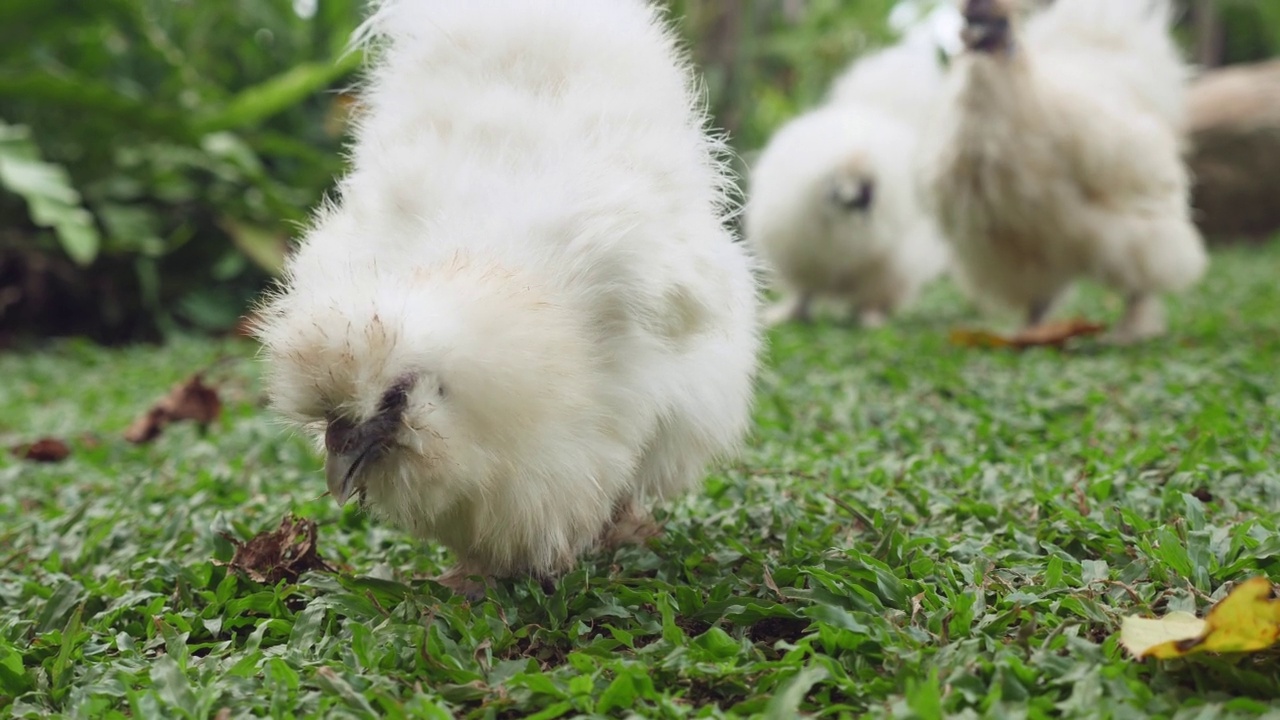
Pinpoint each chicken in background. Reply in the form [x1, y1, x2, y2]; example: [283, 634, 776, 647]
[919, 0, 1208, 343]
[746, 38, 953, 328]
[253, 0, 761, 598]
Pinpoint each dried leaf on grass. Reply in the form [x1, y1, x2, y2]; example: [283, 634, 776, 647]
[949, 318, 1107, 350]
[217, 514, 336, 585]
[1121, 577, 1280, 659]
[124, 373, 221, 444]
[11, 437, 71, 463]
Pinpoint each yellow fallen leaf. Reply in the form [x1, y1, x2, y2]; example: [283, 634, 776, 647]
[1120, 611, 1205, 659]
[1121, 577, 1280, 660]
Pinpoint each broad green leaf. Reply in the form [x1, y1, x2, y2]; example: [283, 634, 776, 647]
[35, 580, 86, 634]
[288, 600, 328, 657]
[763, 666, 827, 720]
[314, 667, 378, 717]
[45, 211, 100, 265]
[150, 655, 197, 718]
[0, 122, 101, 265]
[0, 645, 32, 695]
[99, 203, 165, 256]
[692, 626, 740, 660]
[0, 73, 184, 133]
[50, 603, 84, 694]
[906, 668, 945, 720]
[264, 657, 300, 692]
[597, 666, 655, 714]
[219, 216, 289, 274]
[194, 53, 363, 134]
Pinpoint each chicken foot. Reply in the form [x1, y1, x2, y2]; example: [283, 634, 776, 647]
[439, 555, 578, 601]
[858, 307, 888, 329]
[1025, 298, 1054, 330]
[1109, 293, 1167, 344]
[436, 563, 492, 602]
[764, 293, 813, 327]
[599, 498, 662, 550]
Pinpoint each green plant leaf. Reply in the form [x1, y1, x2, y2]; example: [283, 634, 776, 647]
[0, 121, 101, 265]
[219, 216, 290, 274]
[0, 73, 186, 135]
[194, 53, 363, 134]
[763, 666, 828, 720]
[0, 644, 32, 695]
[150, 655, 197, 718]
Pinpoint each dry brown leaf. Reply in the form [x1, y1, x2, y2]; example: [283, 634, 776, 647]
[124, 373, 222, 444]
[948, 328, 1015, 349]
[11, 437, 70, 463]
[762, 563, 786, 603]
[1012, 318, 1108, 347]
[949, 318, 1107, 350]
[217, 514, 335, 585]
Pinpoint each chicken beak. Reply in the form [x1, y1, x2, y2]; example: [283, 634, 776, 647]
[961, 21, 1006, 52]
[961, 0, 1011, 53]
[325, 453, 357, 506]
[325, 444, 376, 507]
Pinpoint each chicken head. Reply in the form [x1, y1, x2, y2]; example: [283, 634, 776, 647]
[961, 0, 1015, 54]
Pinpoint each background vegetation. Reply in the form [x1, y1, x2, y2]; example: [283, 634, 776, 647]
[0, 0, 1277, 343]
[3, 243, 1279, 717]
[3, 2, 1280, 716]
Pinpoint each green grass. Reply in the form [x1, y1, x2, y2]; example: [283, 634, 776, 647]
[3, 242, 1280, 719]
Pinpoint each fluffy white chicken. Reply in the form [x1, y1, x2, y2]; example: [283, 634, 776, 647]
[746, 40, 952, 327]
[253, 0, 760, 597]
[919, 0, 1208, 341]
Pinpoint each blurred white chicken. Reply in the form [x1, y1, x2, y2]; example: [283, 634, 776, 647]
[746, 38, 952, 327]
[254, 0, 760, 597]
[919, 0, 1208, 342]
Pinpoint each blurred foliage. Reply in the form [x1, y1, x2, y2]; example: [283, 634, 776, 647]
[1217, 0, 1280, 64]
[666, 0, 899, 153]
[0, 0, 363, 341]
[0, 0, 1277, 343]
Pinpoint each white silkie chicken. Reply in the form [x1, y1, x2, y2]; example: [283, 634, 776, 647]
[746, 39, 952, 327]
[253, 0, 760, 598]
[919, 0, 1208, 342]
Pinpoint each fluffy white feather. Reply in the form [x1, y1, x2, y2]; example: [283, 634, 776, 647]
[254, 0, 760, 596]
[1024, 0, 1188, 130]
[919, 0, 1208, 341]
[746, 41, 951, 326]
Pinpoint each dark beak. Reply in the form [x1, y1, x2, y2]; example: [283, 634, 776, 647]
[962, 0, 1012, 54]
[962, 18, 1011, 53]
[322, 377, 415, 506]
[324, 443, 378, 506]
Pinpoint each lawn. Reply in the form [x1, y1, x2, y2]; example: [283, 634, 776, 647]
[2, 241, 1279, 719]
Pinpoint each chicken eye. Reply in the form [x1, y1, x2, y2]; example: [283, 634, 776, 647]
[437, 383, 447, 398]
[832, 177, 875, 212]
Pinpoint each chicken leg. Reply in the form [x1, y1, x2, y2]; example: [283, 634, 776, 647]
[436, 563, 491, 602]
[1109, 293, 1167, 344]
[764, 293, 813, 326]
[599, 497, 662, 550]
